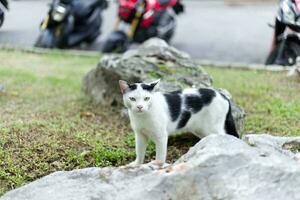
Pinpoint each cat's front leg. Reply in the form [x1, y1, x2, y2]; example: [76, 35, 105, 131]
[154, 134, 168, 164]
[128, 132, 148, 167]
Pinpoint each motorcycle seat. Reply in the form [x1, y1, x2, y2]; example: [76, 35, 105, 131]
[72, 0, 102, 20]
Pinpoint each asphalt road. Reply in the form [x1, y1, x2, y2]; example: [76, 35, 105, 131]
[0, 1, 277, 63]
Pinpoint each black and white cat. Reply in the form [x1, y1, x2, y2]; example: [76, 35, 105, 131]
[119, 79, 239, 166]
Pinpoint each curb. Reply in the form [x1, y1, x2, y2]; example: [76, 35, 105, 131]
[197, 59, 290, 72]
[0, 44, 100, 58]
[0, 45, 290, 72]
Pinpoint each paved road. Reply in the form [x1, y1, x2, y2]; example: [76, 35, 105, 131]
[0, 1, 277, 63]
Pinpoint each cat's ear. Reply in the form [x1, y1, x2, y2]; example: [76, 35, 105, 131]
[150, 79, 160, 92]
[119, 80, 129, 94]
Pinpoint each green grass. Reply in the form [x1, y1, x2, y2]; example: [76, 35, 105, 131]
[0, 49, 299, 195]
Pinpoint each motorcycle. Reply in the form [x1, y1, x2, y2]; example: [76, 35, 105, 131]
[102, 0, 184, 53]
[266, 0, 300, 66]
[0, 0, 8, 28]
[35, 0, 108, 48]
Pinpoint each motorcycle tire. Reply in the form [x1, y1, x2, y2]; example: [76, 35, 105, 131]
[34, 30, 56, 48]
[85, 30, 100, 44]
[156, 10, 176, 43]
[265, 40, 300, 66]
[0, 11, 4, 28]
[102, 40, 126, 53]
[102, 31, 128, 53]
[265, 49, 278, 65]
[162, 28, 174, 43]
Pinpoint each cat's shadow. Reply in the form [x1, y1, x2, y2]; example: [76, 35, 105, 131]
[145, 133, 200, 163]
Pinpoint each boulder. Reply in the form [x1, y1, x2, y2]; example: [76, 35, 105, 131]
[82, 38, 245, 132]
[2, 134, 300, 200]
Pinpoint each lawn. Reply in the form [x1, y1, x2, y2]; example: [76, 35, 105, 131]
[0, 49, 299, 195]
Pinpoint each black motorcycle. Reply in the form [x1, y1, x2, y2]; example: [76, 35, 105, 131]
[0, 0, 8, 28]
[266, 0, 300, 66]
[102, 0, 184, 53]
[35, 0, 107, 48]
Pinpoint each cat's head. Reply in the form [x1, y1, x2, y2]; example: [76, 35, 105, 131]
[119, 79, 160, 114]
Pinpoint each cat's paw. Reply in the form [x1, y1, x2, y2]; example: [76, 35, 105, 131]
[125, 160, 141, 168]
[148, 160, 169, 170]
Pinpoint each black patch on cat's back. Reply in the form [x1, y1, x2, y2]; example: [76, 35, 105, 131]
[184, 88, 216, 114]
[185, 95, 203, 113]
[198, 88, 216, 105]
[177, 110, 191, 129]
[176, 88, 216, 130]
[163, 90, 182, 121]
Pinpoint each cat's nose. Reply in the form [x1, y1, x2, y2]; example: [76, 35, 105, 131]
[137, 105, 143, 110]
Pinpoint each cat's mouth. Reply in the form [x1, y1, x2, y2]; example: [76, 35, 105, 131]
[136, 109, 145, 114]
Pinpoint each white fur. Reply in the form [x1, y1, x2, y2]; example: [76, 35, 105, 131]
[121, 82, 229, 165]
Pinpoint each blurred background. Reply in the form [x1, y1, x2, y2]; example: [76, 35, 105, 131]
[0, 0, 278, 63]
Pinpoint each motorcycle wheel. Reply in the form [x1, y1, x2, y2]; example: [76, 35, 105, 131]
[102, 31, 128, 53]
[85, 30, 100, 44]
[162, 28, 174, 43]
[265, 40, 300, 66]
[0, 11, 4, 28]
[34, 30, 56, 48]
[156, 10, 176, 43]
[265, 49, 278, 65]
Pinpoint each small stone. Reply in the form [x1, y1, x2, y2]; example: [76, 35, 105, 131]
[80, 111, 95, 118]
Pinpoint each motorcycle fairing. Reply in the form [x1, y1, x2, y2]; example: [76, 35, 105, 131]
[118, 0, 177, 28]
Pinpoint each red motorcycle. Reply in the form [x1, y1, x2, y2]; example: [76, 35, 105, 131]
[102, 0, 184, 53]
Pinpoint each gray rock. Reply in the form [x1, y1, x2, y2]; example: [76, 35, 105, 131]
[3, 134, 300, 200]
[82, 38, 245, 132]
[244, 134, 300, 157]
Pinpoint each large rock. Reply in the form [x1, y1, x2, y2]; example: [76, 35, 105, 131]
[2, 134, 300, 200]
[82, 38, 245, 132]
[82, 38, 212, 105]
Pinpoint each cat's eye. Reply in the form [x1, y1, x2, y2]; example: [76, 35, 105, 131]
[144, 97, 150, 101]
[129, 97, 136, 101]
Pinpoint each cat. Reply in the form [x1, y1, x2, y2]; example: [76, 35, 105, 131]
[119, 79, 239, 166]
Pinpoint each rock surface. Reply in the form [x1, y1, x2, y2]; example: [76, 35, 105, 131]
[2, 134, 300, 200]
[82, 38, 245, 132]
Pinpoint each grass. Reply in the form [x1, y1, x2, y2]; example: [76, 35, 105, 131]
[0, 49, 299, 195]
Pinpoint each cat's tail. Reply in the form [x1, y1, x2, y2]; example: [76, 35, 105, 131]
[224, 101, 240, 138]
